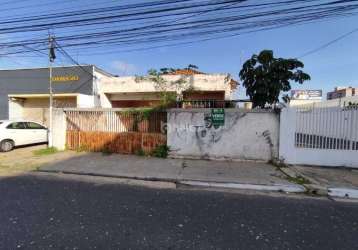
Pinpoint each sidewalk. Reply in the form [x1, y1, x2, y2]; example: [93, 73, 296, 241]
[39, 152, 305, 193]
[281, 165, 358, 199]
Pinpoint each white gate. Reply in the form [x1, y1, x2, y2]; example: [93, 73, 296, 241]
[280, 106, 358, 168]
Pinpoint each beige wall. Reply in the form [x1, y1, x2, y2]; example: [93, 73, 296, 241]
[98, 74, 235, 107]
[8, 98, 24, 119]
[9, 97, 76, 126]
[23, 97, 76, 108]
[23, 97, 76, 126]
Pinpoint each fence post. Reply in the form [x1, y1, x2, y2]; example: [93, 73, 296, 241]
[141, 132, 144, 152]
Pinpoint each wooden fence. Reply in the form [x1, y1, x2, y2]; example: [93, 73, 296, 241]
[65, 109, 167, 154]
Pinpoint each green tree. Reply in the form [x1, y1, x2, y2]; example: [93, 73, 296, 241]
[186, 64, 199, 70]
[239, 50, 311, 108]
[135, 68, 193, 108]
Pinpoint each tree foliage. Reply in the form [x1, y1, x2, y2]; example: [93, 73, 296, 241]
[239, 50, 311, 108]
[135, 68, 194, 108]
[159, 64, 199, 74]
[186, 64, 199, 70]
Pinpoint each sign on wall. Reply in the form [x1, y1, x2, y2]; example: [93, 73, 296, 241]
[291, 90, 322, 100]
[211, 108, 225, 128]
[51, 75, 80, 82]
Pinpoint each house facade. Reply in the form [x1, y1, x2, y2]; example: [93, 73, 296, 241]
[1, 66, 238, 124]
[99, 72, 237, 108]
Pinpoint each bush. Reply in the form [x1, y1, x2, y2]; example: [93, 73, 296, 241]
[150, 145, 170, 158]
[135, 148, 146, 156]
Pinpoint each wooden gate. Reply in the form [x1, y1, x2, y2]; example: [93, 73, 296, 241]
[65, 109, 167, 154]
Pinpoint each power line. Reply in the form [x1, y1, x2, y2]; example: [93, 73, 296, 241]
[298, 27, 358, 58]
[0, 0, 357, 57]
[55, 40, 94, 77]
[54, 40, 98, 93]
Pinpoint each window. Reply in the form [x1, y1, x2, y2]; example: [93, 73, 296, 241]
[6, 122, 26, 129]
[26, 122, 45, 129]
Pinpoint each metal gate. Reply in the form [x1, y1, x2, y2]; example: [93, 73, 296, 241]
[280, 106, 358, 168]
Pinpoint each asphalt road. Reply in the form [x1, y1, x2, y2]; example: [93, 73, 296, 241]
[0, 173, 357, 250]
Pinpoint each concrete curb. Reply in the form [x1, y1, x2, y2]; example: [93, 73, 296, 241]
[328, 188, 358, 199]
[38, 169, 306, 194]
[180, 181, 306, 193]
[279, 167, 358, 200]
[37, 169, 179, 183]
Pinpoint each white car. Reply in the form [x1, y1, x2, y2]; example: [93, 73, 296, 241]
[0, 120, 48, 152]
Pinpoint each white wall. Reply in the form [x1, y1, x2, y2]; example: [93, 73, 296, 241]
[77, 94, 97, 108]
[280, 107, 358, 168]
[167, 109, 279, 161]
[51, 108, 66, 150]
[289, 99, 322, 107]
[94, 69, 113, 107]
[290, 96, 358, 108]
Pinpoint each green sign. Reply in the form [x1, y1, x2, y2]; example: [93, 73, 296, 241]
[211, 108, 225, 128]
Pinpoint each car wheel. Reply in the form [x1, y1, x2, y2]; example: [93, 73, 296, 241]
[0, 140, 14, 152]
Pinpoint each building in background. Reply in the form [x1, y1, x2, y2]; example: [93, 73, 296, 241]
[1, 66, 240, 124]
[290, 87, 358, 109]
[1, 65, 113, 125]
[289, 89, 323, 107]
[99, 70, 238, 108]
[327, 86, 357, 100]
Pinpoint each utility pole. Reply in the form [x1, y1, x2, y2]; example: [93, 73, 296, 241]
[48, 34, 56, 147]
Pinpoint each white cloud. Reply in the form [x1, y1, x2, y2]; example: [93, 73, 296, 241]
[110, 60, 137, 76]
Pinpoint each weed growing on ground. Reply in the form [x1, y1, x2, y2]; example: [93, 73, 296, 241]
[33, 147, 58, 156]
[75, 145, 89, 153]
[150, 145, 170, 158]
[286, 175, 311, 185]
[135, 148, 146, 156]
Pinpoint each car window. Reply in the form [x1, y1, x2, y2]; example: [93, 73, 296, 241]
[6, 122, 26, 129]
[26, 122, 45, 129]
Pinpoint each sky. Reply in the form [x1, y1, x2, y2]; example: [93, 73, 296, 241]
[1, 0, 358, 99]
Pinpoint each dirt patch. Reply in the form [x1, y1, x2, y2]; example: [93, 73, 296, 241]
[0, 145, 80, 177]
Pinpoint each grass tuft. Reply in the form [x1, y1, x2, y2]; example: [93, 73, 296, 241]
[33, 147, 58, 156]
[286, 175, 311, 185]
[150, 145, 170, 158]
